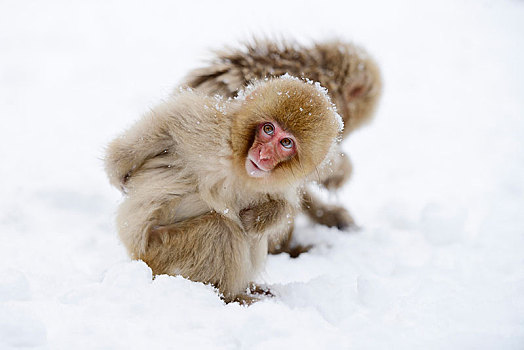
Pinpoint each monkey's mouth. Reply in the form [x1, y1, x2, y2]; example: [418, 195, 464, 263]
[245, 157, 269, 178]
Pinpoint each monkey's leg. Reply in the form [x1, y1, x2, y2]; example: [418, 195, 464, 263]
[321, 151, 353, 191]
[303, 152, 358, 230]
[302, 190, 357, 231]
[144, 212, 261, 304]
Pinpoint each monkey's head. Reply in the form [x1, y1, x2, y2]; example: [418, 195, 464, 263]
[231, 77, 343, 191]
[312, 41, 382, 136]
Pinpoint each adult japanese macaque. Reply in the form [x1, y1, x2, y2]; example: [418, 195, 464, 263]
[105, 77, 342, 303]
[183, 39, 382, 249]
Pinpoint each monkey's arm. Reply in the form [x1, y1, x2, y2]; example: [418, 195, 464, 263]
[105, 114, 174, 192]
[239, 198, 295, 234]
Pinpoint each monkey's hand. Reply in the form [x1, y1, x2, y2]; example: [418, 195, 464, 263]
[239, 199, 294, 234]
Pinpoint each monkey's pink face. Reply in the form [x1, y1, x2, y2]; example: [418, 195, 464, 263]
[245, 121, 297, 178]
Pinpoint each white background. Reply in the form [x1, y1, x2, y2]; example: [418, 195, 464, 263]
[1, 0, 523, 349]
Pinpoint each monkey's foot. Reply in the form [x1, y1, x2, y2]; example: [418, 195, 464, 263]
[231, 294, 260, 306]
[248, 283, 274, 297]
[270, 243, 313, 258]
[223, 285, 275, 306]
[232, 284, 274, 305]
[314, 205, 359, 231]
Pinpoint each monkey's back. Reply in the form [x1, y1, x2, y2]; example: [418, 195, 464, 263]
[183, 39, 382, 134]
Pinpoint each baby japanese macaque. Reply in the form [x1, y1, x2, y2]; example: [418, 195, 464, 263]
[184, 39, 382, 254]
[105, 76, 342, 303]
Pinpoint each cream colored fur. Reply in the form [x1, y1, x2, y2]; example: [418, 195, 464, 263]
[105, 78, 339, 302]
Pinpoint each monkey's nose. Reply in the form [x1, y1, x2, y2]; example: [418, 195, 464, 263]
[259, 148, 271, 160]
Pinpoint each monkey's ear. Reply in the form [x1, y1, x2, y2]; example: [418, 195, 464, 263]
[344, 72, 372, 100]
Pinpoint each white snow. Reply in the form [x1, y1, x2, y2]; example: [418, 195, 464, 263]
[1, 0, 523, 349]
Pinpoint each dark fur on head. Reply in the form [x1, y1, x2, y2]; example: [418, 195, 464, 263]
[231, 77, 341, 190]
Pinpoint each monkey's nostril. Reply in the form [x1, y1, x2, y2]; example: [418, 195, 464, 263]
[259, 150, 270, 161]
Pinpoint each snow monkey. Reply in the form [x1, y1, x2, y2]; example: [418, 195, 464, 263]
[184, 39, 382, 252]
[105, 76, 342, 303]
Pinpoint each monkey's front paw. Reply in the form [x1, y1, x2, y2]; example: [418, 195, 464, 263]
[239, 207, 261, 232]
[239, 207, 254, 222]
[315, 206, 359, 231]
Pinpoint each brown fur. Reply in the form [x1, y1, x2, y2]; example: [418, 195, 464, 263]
[184, 39, 381, 135]
[105, 77, 340, 302]
[183, 39, 382, 249]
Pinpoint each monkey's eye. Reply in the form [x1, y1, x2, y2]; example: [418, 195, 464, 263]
[263, 123, 274, 135]
[280, 138, 293, 149]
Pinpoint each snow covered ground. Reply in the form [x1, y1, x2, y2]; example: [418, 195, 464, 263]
[1, 0, 523, 349]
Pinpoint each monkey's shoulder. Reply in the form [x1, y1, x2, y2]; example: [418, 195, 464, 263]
[143, 91, 231, 166]
[158, 92, 229, 143]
